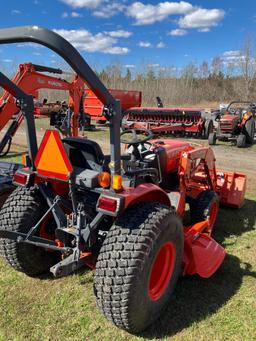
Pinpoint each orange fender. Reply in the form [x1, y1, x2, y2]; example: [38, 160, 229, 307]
[120, 183, 171, 209]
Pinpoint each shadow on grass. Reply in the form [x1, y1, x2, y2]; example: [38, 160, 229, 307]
[214, 198, 256, 244]
[142, 198, 256, 339]
[143, 255, 256, 339]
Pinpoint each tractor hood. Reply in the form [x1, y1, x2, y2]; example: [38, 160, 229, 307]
[220, 113, 240, 131]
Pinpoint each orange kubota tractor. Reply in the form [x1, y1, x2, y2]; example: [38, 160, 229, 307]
[0, 26, 246, 333]
[208, 101, 256, 147]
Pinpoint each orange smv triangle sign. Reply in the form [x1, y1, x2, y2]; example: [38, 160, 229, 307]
[35, 130, 73, 181]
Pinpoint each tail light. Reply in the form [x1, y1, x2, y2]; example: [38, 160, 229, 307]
[97, 195, 123, 216]
[98, 197, 117, 212]
[13, 170, 32, 186]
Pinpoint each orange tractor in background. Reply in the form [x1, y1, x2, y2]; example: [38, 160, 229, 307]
[0, 26, 247, 333]
[208, 101, 256, 147]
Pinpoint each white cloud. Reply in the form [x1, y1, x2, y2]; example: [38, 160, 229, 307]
[169, 28, 187, 36]
[62, 11, 83, 17]
[53, 28, 130, 54]
[11, 9, 21, 15]
[222, 50, 245, 65]
[148, 63, 160, 68]
[71, 11, 83, 17]
[60, 0, 102, 8]
[93, 2, 125, 18]
[2, 59, 12, 63]
[106, 30, 132, 38]
[32, 52, 42, 56]
[198, 27, 210, 32]
[125, 64, 135, 68]
[127, 1, 193, 25]
[59, 0, 225, 35]
[156, 42, 166, 48]
[178, 8, 225, 30]
[16, 43, 43, 49]
[105, 46, 129, 54]
[223, 50, 240, 58]
[138, 41, 152, 48]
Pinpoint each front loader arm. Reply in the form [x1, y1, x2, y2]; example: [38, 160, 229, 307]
[0, 63, 85, 139]
[179, 147, 218, 195]
[0, 63, 75, 129]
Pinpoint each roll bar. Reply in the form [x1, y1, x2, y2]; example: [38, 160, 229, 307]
[0, 26, 116, 106]
[0, 71, 37, 166]
[0, 26, 121, 174]
[227, 101, 255, 111]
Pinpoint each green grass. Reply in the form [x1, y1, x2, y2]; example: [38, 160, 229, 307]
[0, 145, 255, 340]
[0, 195, 255, 340]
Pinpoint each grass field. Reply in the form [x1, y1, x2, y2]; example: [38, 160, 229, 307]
[0, 140, 255, 340]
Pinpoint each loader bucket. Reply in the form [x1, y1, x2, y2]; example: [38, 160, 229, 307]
[191, 234, 226, 278]
[219, 171, 246, 208]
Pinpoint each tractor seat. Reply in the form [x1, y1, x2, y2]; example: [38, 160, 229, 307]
[62, 137, 105, 171]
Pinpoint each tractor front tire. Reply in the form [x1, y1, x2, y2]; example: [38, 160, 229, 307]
[208, 132, 217, 145]
[93, 202, 183, 333]
[0, 187, 60, 276]
[245, 118, 255, 145]
[237, 134, 246, 148]
[203, 119, 214, 139]
[189, 190, 219, 234]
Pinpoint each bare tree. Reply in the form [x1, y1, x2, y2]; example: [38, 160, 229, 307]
[239, 36, 256, 100]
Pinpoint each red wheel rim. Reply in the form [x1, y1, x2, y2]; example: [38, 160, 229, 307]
[208, 201, 218, 229]
[148, 242, 176, 301]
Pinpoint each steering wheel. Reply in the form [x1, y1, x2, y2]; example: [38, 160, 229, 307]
[121, 129, 154, 161]
[229, 107, 236, 114]
[120, 129, 154, 145]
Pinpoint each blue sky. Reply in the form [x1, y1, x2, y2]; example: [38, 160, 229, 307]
[0, 0, 255, 73]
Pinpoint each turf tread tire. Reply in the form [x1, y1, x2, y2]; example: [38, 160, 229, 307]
[208, 132, 217, 145]
[0, 186, 60, 276]
[203, 119, 214, 139]
[244, 118, 255, 145]
[93, 202, 183, 333]
[237, 134, 246, 148]
[189, 190, 219, 229]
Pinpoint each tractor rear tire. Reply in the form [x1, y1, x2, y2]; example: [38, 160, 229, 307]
[245, 118, 255, 145]
[237, 134, 246, 148]
[0, 186, 60, 277]
[189, 190, 219, 233]
[93, 202, 183, 333]
[208, 132, 217, 145]
[203, 119, 214, 139]
[0, 186, 14, 210]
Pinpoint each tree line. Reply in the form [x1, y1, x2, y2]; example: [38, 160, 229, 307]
[97, 38, 256, 107]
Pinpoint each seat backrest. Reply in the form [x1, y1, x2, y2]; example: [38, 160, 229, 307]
[62, 137, 104, 169]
